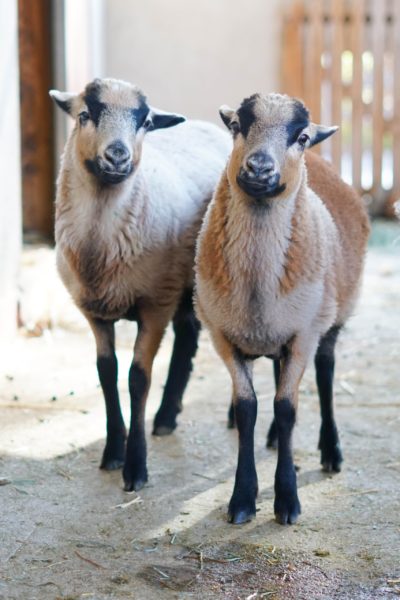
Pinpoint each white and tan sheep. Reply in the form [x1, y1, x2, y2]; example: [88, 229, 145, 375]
[195, 93, 370, 525]
[50, 78, 231, 492]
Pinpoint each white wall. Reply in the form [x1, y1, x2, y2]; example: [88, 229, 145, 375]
[0, 0, 21, 356]
[104, 0, 283, 123]
[53, 0, 106, 158]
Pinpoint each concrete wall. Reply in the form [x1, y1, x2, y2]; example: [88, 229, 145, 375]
[104, 0, 283, 123]
[0, 0, 21, 356]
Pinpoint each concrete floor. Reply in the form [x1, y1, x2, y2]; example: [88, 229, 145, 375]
[0, 244, 399, 599]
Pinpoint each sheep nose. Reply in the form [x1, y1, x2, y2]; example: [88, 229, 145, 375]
[246, 154, 275, 178]
[104, 141, 131, 169]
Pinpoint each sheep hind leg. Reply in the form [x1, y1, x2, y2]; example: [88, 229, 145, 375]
[227, 394, 236, 429]
[266, 359, 280, 448]
[153, 291, 200, 436]
[315, 325, 343, 473]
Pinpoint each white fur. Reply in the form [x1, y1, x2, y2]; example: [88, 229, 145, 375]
[56, 120, 231, 320]
[196, 184, 340, 359]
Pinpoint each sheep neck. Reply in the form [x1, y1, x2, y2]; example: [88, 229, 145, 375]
[223, 169, 308, 294]
[56, 151, 150, 264]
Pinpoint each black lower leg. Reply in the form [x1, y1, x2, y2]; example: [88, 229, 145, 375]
[123, 363, 149, 491]
[266, 359, 280, 448]
[227, 399, 236, 429]
[97, 353, 126, 470]
[315, 326, 343, 472]
[153, 293, 200, 435]
[274, 397, 300, 525]
[228, 397, 258, 524]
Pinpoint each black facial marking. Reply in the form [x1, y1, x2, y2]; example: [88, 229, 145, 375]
[84, 156, 132, 186]
[131, 100, 150, 130]
[236, 172, 287, 200]
[84, 80, 107, 127]
[84, 158, 97, 177]
[85, 97, 106, 127]
[286, 100, 310, 146]
[237, 94, 259, 137]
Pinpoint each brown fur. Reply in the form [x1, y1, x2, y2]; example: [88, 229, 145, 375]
[279, 153, 370, 299]
[195, 93, 370, 526]
[197, 171, 231, 296]
[305, 151, 370, 314]
[279, 179, 314, 294]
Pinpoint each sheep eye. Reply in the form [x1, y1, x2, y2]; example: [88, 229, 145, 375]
[297, 133, 309, 147]
[230, 121, 240, 135]
[143, 118, 153, 130]
[79, 111, 90, 126]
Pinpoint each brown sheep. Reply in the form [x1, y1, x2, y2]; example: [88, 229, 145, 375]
[195, 93, 370, 525]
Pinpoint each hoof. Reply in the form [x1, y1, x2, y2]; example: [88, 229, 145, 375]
[100, 437, 126, 471]
[228, 507, 256, 524]
[228, 490, 257, 525]
[100, 458, 124, 471]
[320, 442, 343, 473]
[152, 410, 178, 436]
[123, 477, 147, 492]
[123, 462, 148, 492]
[152, 424, 176, 436]
[274, 495, 301, 525]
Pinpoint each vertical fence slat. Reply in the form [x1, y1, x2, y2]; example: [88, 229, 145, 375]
[281, 0, 394, 212]
[331, 0, 344, 172]
[309, 0, 323, 123]
[393, 0, 400, 200]
[371, 0, 385, 200]
[350, 0, 364, 191]
[281, 1, 305, 98]
[303, 2, 313, 109]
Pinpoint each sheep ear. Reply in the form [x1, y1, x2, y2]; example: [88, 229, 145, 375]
[309, 123, 339, 147]
[219, 105, 236, 129]
[147, 107, 186, 130]
[49, 90, 78, 117]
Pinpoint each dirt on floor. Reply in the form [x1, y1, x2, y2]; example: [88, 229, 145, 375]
[0, 233, 399, 599]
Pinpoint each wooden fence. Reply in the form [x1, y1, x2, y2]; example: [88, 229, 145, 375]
[282, 0, 400, 215]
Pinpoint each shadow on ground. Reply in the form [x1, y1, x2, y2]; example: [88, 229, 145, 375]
[1, 245, 399, 599]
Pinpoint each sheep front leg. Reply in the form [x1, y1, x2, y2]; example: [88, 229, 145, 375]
[89, 318, 126, 470]
[229, 358, 280, 439]
[273, 336, 317, 524]
[211, 331, 258, 524]
[123, 313, 167, 492]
